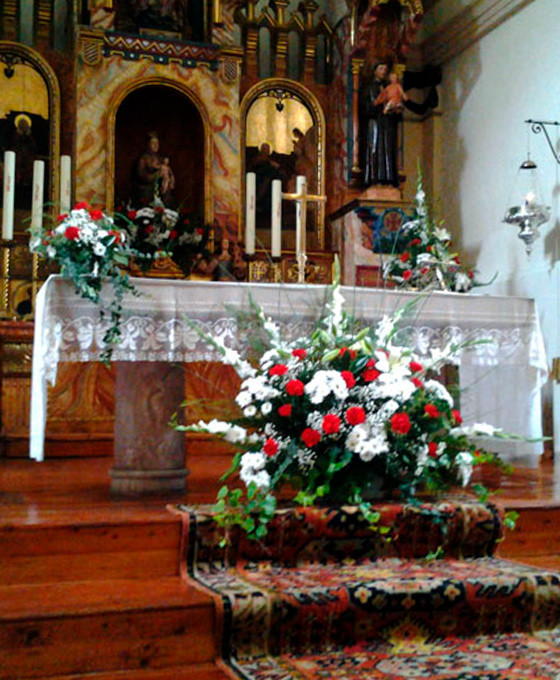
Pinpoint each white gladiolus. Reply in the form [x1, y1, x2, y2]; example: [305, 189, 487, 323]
[236, 391, 253, 408]
[243, 405, 257, 418]
[424, 379, 454, 408]
[223, 424, 248, 444]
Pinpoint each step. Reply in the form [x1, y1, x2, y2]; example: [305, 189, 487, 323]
[498, 505, 560, 560]
[0, 518, 182, 585]
[31, 663, 232, 680]
[0, 579, 216, 679]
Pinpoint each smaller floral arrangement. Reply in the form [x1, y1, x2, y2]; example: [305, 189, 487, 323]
[118, 203, 209, 276]
[179, 265, 513, 540]
[29, 202, 136, 361]
[383, 176, 479, 293]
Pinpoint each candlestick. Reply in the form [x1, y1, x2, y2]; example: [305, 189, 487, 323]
[31, 160, 45, 231]
[60, 155, 72, 213]
[2, 151, 15, 240]
[245, 172, 256, 256]
[295, 175, 306, 258]
[271, 179, 282, 258]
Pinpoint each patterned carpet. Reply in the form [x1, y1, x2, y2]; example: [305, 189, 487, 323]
[177, 501, 560, 679]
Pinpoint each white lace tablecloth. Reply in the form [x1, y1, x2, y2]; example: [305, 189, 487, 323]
[30, 275, 549, 464]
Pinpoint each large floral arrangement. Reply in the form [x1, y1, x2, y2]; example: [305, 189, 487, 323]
[29, 202, 136, 361]
[118, 203, 209, 276]
[383, 177, 478, 292]
[183, 269, 511, 539]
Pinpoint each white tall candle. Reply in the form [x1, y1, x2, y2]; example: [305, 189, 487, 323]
[295, 175, 306, 258]
[245, 172, 256, 256]
[31, 160, 45, 231]
[60, 155, 72, 213]
[2, 150, 16, 240]
[271, 179, 282, 258]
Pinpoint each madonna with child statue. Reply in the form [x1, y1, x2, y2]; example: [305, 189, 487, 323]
[131, 131, 175, 208]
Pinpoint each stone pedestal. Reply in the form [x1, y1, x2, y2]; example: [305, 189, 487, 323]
[110, 362, 187, 494]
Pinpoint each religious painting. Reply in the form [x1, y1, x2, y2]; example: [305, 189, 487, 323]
[114, 84, 204, 217]
[0, 59, 50, 221]
[244, 84, 325, 252]
[113, 0, 205, 41]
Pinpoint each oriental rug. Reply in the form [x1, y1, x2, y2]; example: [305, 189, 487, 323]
[176, 501, 560, 679]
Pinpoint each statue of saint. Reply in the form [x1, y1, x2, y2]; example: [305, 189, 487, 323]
[131, 132, 175, 207]
[359, 62, 400, 188]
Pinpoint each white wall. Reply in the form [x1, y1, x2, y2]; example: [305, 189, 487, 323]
[438, 0, 560, 455]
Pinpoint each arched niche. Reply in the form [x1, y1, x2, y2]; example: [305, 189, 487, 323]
[106, 79, 213, 224]
[0, 41, 60, 226]
[241, 80, 326, 252]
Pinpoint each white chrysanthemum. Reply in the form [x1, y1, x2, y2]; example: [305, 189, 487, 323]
[93, 242, 106, 257]
[243, 405, 257, 418]
[261, 402, 272, 415]
[239, 452, 269, 488]
[456, 451, 474, 486]
[243, 375, 268, 395]
[357, 429, 389, 462]
[304, 370, 349, 405]
[346, 424, 370, 452]
[373, 373, 416, 402]
[236, 391, 252, 408]
[46, 246, 56, 258]
[424, 379, 454, 408]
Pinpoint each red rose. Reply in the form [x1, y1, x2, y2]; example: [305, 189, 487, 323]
[409, 361, 423, 373]
[127, 210, 137, 220]
[391, 412, 411, 435]
[278, 404, 292, 417]
[421, 267, 429, 276]
[64, 226, 80, 240]
[363, 368, 381, 382]
[89, 209, 103, 220]
[402, 270, 413, 281]
[108, 230, 120, 239]
[73, 201, 89, 210]
[346, 406, 366, 425]
[454, 256, 461, 264]
[56, 213, 68, 223]
[269, 364, 288, 376]
[169, 230, 178, 240]
[196, 227, 204, 235]
[341, 370, 356, 389]
[424, 404, 440, 419]
[410, 238, 421, 246]
[339, 347, 357, 359]
[301, 428, 321, 448]
[468, 270, 474, 279]
[411, 377, 424, 389]
[322, 414, 341, 435]
[263, 438, 279, 457]
[286, 379, 305, 396]
[427, 245, 432, 253]
[292, 348, 307, 360]
[428, 441, 438, 457]
[452, 409, 463, 425]
[155, 206, 164, 214]
[145, 225, 154, 234]
[400, 252, 409, 262]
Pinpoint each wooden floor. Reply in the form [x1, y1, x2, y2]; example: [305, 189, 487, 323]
[1, 454, 560, 680]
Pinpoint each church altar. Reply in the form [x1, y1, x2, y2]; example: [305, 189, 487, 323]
[30, 275, 548, 473]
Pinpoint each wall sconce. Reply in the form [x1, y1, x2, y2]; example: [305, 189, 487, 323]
[503, 155, 550, 256]
[526, 119, 560, 164]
